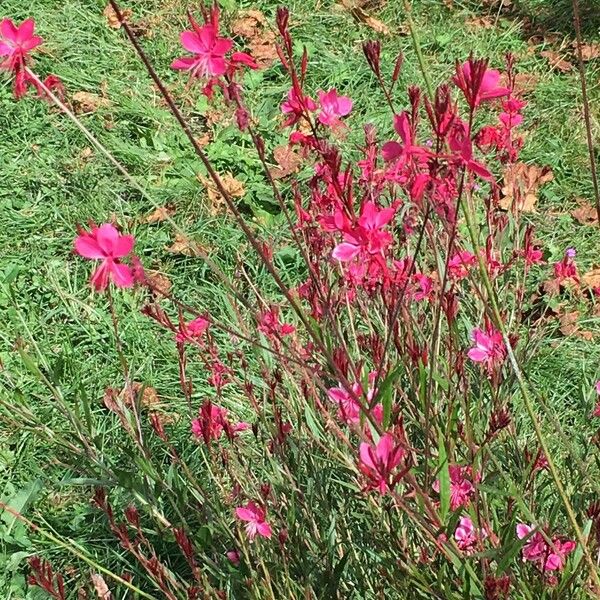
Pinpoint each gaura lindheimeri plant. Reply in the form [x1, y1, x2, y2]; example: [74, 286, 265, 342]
[9, 3, 600, 599]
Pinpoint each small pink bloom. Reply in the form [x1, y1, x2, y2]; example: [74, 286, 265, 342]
[191, 401, 248, 444]
[433, 464, 475, 510]
[468, 327, 506, 371]
[592, 381, 600, 417]
[0, 18, 42, 70]
[176, 316, 210, 343]
[74, 223, 135, 291]
[455, 61, 510, 107]
[235, 502, 272, 540]
[281, 87, 317, 127]
[382, 111, 429, 164]
[517, 524, 575, 572]
[328, 374, 383, 427]
[317, 89, 352, 127]
[448, 250, 477, 280]
[226, 550, 240, 566]
[258, 307, 295, 338]
[358, 433, 406, 494]
[454, 516, 486, 552]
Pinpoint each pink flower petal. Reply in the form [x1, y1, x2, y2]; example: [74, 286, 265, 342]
[171, 56, 196, 70]
[16, 19, 35, 44]
[74, 234, 104, 259]
[109, 262, 134, 288]
[0, 19, 18, 43]
[332, 242, 360, 262]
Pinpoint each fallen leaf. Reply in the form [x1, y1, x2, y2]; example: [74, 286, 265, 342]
[500, 72, 540, 93]
[582, 268, 600, 289]
[72, 91, 111, 113]
[540, 50, 573, 72]
[466, 16, 494, 29]
[573, 41, 600, 61]
[196, 133, 212, 147]
[144, 205, 175, 224]
[146, 270, 172, 297]
[197, 172, 245, 215]
[338, 0, 391, 35]
[79, 147, 94, 161]
[231, 10, 278, 67]
[499, 162, 554, 212]
[270, 145, 302, 179]
[128, 383, 160, 409]
[558, 310, 593, 340]
[166, 233, 206, 257]
[91, 574, 112, 599]
[571, 200, 598, 226]
[103, 4, 131, 29]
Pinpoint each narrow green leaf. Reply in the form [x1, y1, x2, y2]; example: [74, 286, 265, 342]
[1, 479, 43, 535]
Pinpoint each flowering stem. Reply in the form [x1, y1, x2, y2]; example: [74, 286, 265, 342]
[460, 198, 600, 590]
[571, 0, 600, 227]
[402, 0, 434, 98]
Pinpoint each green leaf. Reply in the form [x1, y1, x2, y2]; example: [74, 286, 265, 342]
[437, 433, 450, 523]
[1, 480, 43, 535]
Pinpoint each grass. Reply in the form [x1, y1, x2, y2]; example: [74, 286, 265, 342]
[1, 0, 600, 596]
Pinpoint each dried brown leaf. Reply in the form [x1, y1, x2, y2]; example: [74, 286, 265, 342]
[338, 0, 391, 35]
[573, 41, 600, 61]
[582, 268, 600, 289]
[558, 310, 593, 340]
[499, 162, 553, 212]
[103, 5, 131, 29]
[270, 145, 302, 179]
[166, 233, 206, 257]
[144, 205, 175, 224]
[73, 91, 111, 113]
[466, 16, 494, 30]
[231, 10, 278, 66]
[127, 383, 160, 409]
[91, 574, 112, 600]
[146, 270, 172, 297]
[571, 201, 598, 226]
[540, 50, 573, 72]
[197, 172, 245, 215]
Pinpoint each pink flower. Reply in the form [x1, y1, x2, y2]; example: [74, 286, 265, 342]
[317, 89, 352, 127]
[0, 18, 42, 70]
[516, 524, 575, 572]
[358, 433, 406, 494]
[235, 502, 272, 540]
[176, 316, 210, 343]
[592, 380, 600, 417]
[191, 401, 249, 444]
[171, 10, 233, 78]
[332, 202, 395, 262]
[382, 111, 429, 163]
[448, 250, 477, 280]
[226, 550, 240, 566]
[74, 224, 135, 291]
[258, 307, 295, 338]
[449, 121, 493, 180]
[433, 464, 475, 510]
[454, 516, 486, 552]
[328, 374, 383, 427]
[553, 248, 579, 284]
[468, 327, 506, 371]
[281, 88, 317, 127]
[455, 61, 510, 107]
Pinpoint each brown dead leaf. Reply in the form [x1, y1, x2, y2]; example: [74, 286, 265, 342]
[558, 310, 594, 340]
[466, 16, 494, 30]
[571, 200, 598, 226]
[79, 147, 94, 161]
[573, 41, 600, 62]
[125, 383, 161, 409]
[582, 268, 600, 289]
[166, 233, 207, 257]
[196, 133, 212, 147]
[338, 0, 391, 35]
[73, 91, 111, 113]
[231, 10, 278, 67]
[91, 574, 112, 600]
[146, 270, 172, 297]
[499, 72, 540, 94]
[197, 172, 245, 215]
[144, 205, 175, 224]
[500, 162, 554, 212]
[540, 50, 573, 73]
[270, 145, 302, 179]
[103, 5, 131, 29]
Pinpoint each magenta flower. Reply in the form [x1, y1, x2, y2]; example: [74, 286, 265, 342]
[176, 316, 210, 343]
[358, 433, 406, 494]
[448, 250, 477, 280]
[454, 516, 486, 552]
[0, 18, 42, 70]
[317, 89, 352, 127]
[468, 327, 506, 371]
[455, 61, 510, 107]
[74, 224, 135, 291]
[328, 374, 383, 427]
[382, 111, 429, 163]
[433, 464, 475, 510]
[172, 26, 232, 77]
[191, 401, 249, 444]
[592, 380, 600, 417]
[235, 502, 272, 540]
[449, 121, 493, 180]
[516, 524, 576, 572]
[258, 306, 295, 338]
[332, 201, 395, 262]
[281, 88, 317, 127]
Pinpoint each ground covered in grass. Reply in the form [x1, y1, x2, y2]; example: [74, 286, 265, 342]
[1, 0, 600, 597]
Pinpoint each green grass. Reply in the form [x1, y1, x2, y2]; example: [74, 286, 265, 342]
[1, 0, 600, 596]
